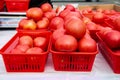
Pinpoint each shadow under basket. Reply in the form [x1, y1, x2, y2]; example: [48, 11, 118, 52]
[50, 41, 98, 71]
[0, 32, 51, 72]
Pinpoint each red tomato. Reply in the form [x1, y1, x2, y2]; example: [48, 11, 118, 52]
[49, 16, 64, 30]
[19, 35, 33, 47]
[40, 3, 52, 12]
[78, 33, 97, 52]
[18, 18, 28, 29]
[37, 17, 49, 29]
[44, 11, 56, 20]
[65, 18, 86, 39]
[26, 47, 43, 54]
[64, 4, 75, 11]
[16, 44, 30, 53]
[33, 37, 47, 50]
[92, 12, 105, 23]
[52, 27, 66, 43]
[10, 48, 23, 54]
[64, 11, 82, 21]
[86, 22, 97, 30]
[26, 7, 43, 21]
[55, 35, 78, 52]
[59, 9, 71, 19]
[114, 16, 120, 31]
[20, 19, 37, 30]
[103, 30, 120, 49]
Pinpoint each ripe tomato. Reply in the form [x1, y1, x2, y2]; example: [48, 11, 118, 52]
[20, 19, 37, 30]
[16, 44, 30, 53]
[55, 35, 78, 52]
[18, 18, 28, 29]
[49, 16, 64, 30]
[103, 30, 120, 49]
[10, 48, 23, 54]
[52, 27, 66, 43]
[78, 33, 97, 52]
[64, 4, 75, 11]
[19, 35, 33, 47]
[86, 22, 97, 30]
[33, 37, 47, 50]
[26, 7, 43, 21]
[26, 47, 43, 54]
[64, 11, 82, 21]
[59, 9, 71, 19]
[92, 12, 105, 23]
[113, 16, 120, 31]
[37, 17, 49, 29]
[44, 11, 56, 20]
[65, 18, 86, 39]
[40, 3, 52, 12]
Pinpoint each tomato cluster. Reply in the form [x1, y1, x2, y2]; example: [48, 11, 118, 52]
[10, 35, 48, 54]
[18, 3, 55, 30]
[50, 4, 97, 52]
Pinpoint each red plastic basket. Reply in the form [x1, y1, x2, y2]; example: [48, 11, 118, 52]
[5, 0, 30, 12]
[0, 31, 51, 72]
[50, 40, 98, 71]
[0, 0, 4, 12]
[97, 32, 120, 74]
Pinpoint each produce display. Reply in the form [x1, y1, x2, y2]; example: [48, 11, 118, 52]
[0, 2, 120, 73]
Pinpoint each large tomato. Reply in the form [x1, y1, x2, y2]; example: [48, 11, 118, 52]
[33, 36, 47, 50]
[59, 9, 71, 19]
[92, 12, 105, 23]
[26, 7, 43, 21]
[65, 18, 86, 39]
[113, 16, 120, 31]
[49, 16, 64, 30]
[40, 3, 52, 12]
[103, 30, 120, 49]
[55, 35, 78, 52]
[26, 47, 43, 54]
[52, 27, 66, 43]
[37, 17, 49, 29]
[64, 4, 75, 11]
[78, 33, 97, 52]
[16, 44, 30, 53]
[44, 11, 56, 20]
[19, 35, 33, 47]
[19, 19, 37, 30]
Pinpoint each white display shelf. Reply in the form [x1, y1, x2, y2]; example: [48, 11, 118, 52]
[0, 30, 120, 80]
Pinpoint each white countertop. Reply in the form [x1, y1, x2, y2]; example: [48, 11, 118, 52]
[0, 30, 120, 80]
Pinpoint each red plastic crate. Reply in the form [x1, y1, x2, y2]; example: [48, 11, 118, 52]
[0, 0, 4, 11]
[97, 32, 120, 74]
[0, 31, 51, 72]
[50, 40, 98, 71]
[5, 0, 30, 12]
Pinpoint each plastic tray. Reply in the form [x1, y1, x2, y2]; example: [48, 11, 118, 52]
[0, 0, 4, 12]
[97, 32, 120, 74]
[50, 39, 98, 71]
[0, 31, 51, 72]
[5, 0, 30, 12]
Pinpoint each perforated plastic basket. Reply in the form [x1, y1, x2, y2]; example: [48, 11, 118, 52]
[5, 0, 30, 12]
[0, 31, 51, 72]
[0, 0, 4, 11]
[97, 32, 120, 74]
[50, 40, 98, 71]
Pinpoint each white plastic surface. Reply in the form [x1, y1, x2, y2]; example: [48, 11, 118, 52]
[0, 30, 120, 80]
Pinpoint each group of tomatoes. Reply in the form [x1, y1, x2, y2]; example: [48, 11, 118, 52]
[10, 3, 120, 54]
